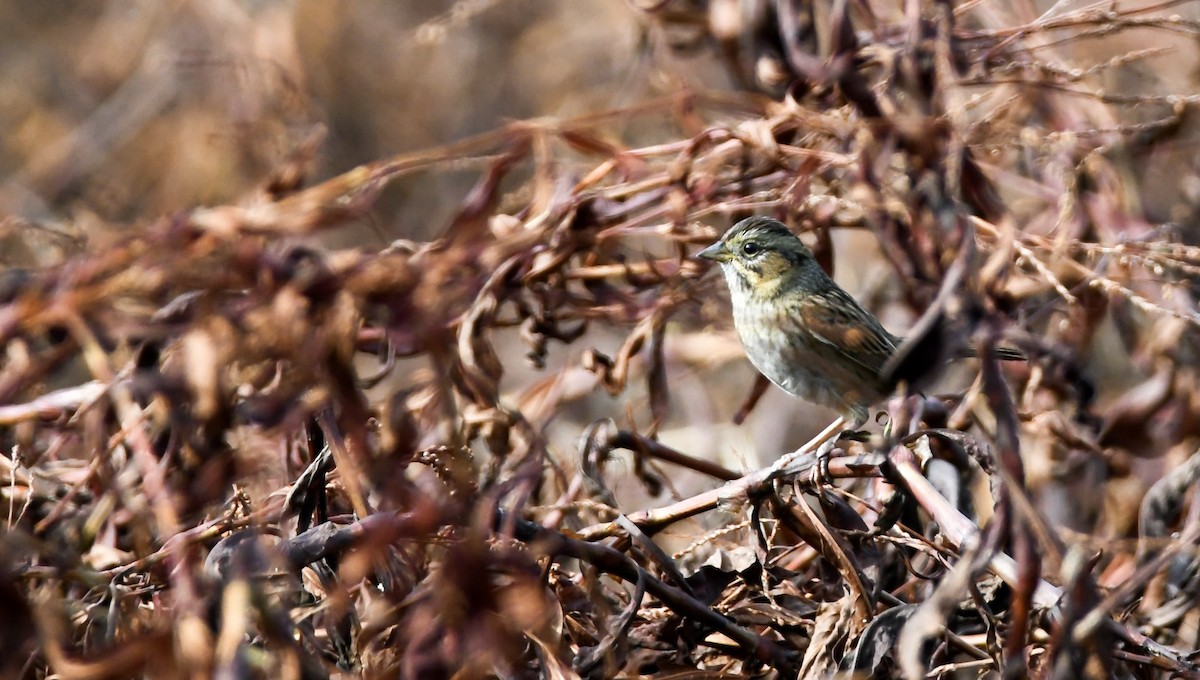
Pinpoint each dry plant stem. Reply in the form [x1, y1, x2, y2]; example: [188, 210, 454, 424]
[33, 611, 172, 680]
[539, 473, 585, 529]
[1075, 505, 1200, 640]
[562, 259, 682, 281]
[900, 443, 1200, 670]
[98, 498, 285, 581]
[279, 509, 441, 570]
[0, 380, 107, 425]
[927, 658, 995, 676]
[771, 417, 846, 475]
[788, 490, 873, 622]
[508, 513, 795, 669]
[732, 374, 771, 425]
[576, 454, 887, 542]
[972, 216, 1200, 329]
[188, 90, 766, 237]
[609, 429, 741, 481]
[32, 454, 104, 535]
[892, 442, 1062, 609]
[316, 409, 372, 520]
[64, 314, 181, 537]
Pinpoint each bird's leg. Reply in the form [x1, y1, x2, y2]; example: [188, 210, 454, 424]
[811, 436, 838, 487]
[770, 416, 844, 478]
[805, 417, 848, 487]
[810, 416, 869, 487]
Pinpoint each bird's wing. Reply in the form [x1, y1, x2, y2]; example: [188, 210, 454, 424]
[798, 287, 898, 379]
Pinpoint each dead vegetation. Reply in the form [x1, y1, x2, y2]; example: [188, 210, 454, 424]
[3, 1, 1200, 678]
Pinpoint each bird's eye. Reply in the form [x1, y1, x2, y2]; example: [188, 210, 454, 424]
[741, 241, 761, 257]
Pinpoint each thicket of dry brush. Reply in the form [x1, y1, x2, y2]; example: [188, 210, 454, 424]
[3, 1, 1200, 678]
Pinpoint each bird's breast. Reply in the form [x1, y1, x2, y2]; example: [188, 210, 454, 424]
[729, 292, 877, 424]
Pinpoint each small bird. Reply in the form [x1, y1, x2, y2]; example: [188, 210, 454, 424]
[697, 216, 1018, 431]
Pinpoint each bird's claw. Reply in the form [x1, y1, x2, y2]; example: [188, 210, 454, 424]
[808, 428, 870, 487]
[809, 437, 837, 487]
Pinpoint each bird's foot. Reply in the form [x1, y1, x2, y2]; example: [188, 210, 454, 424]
[809, 437, 836, 488]
[808, 428, 871, 487]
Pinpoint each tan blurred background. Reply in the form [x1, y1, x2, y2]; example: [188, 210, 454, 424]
[0, 1, 739, 262]
[5, 0, 1200, 252]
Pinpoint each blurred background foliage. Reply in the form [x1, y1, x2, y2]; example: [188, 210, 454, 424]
[1, 1, 696, 250]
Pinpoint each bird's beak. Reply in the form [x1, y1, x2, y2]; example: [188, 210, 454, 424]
[697, 241, 729, 262]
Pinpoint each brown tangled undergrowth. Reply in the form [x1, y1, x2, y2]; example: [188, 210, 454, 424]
[4, 2, 1200, 678]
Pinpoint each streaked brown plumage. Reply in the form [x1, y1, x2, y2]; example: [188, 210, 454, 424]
[699, 216, 1021, 428]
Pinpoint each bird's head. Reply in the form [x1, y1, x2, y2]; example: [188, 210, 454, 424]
[697, 217, 819, 300]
